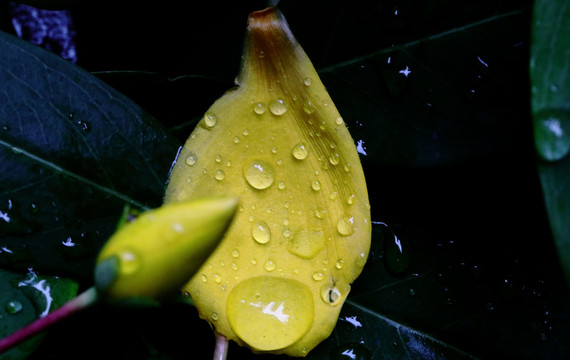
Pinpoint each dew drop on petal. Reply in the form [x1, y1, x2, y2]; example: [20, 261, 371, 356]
[252, 220, 271, 244]
[292, 143, 308, 160]
[226, 276, 314, 351]
[203, 111, 217, 128]
[244, 160, 275, 189]
[185, 153, 197, 166]
[253, 102, 266, 115]
[337, 216, 355, 236]
[269, 99, 287, 116]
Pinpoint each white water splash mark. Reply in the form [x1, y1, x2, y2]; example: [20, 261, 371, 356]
[18, 268, 53, 317]
[342, 349, 356, 359]
[342, 315, 362, 328]
[356, 140, 367, 156]
[62, 237, 76, 247]
[0, 247, 13, 253]
[399, 66, 412, 77]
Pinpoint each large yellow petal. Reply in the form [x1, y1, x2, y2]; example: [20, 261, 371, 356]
[164, 7, 371, 356]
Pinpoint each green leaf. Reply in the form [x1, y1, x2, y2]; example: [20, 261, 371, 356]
[530, 0, 570, 284]
[0, 268, 78, 360]
[0, 30, 180, 279]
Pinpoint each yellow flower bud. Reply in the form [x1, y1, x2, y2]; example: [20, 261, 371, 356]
[95, 197, 238, 302]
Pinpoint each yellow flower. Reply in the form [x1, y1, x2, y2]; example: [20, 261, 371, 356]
[165, 7, 370, 356]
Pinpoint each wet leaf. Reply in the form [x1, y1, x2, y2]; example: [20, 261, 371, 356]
[0, 268, 78, 360]
[530, 0, 570, 285]
[0, 30, 180, 279]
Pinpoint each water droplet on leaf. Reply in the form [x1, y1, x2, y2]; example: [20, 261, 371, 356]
[534, 109, 570, 161]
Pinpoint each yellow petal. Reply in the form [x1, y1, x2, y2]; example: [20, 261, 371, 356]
[95, 197, 238, 302]
[164, 7, 370, 356]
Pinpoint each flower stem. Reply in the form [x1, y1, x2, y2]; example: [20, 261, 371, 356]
[213, 332, 229, 360]
[0, 286, 99, 354]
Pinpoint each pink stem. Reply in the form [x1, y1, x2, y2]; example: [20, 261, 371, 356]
[0, 287, 98, 354]
[213, 332, 229, 360]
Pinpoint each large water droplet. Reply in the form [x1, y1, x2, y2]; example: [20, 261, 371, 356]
[337, 216, 355, 236]
[244, 160, 275, 189]
[269, 99, 287, 116]
[226, 276, 314, 351]
[252, 220, 271, 244]
[287, 228, 325, 259]
[534, 109, 570, 161]
[303, 77, 312, 86]
[292, 143, 308, 160]
[5, 300, 23, 314]
[203, 111, 218, 128]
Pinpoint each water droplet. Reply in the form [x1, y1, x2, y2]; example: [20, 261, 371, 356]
[200, 274, 208, 283]
[355, 252, 367, 268]
[232, 262, 239, 271]
[203, 111, 217, 128]
[243, 129, 249, 136]
[29, 202, 40, 214]
[211, 312, 219, 321]
[119, 250, 139, 275]
[322, 100, 330, 107]
[303, 77, 312, 86]
[278, 182, 285, 190]
[214, 169, 225, 181]
[232, 249, 240, 258]
[287, 228, 325, 259]
[243, 160, 275, 189]
[185, 153, 197, 166]
[5, 300, 23, 314]
[253, 102, 266, 114]
[271, 146, 278, 154]
[337, 216, 354, 236]
[347, 194, 355, 205]
[335, 259, 345, 269]
[303, 101, 315, 114]
[264, 259, 276, 271]
[282, 228, 291, 238]
[311, 180, 321, 191]
[329, 153, 340, 165]
[215, 154, 222, 163]
[335, 116, 344, 125]
[269, 99, 287, 115]
[320, 284, 342, 305]
[534, 109, 570, 161]
[292, 143, 308, 160]
[213, 273, 222, 284]
[226, 276, 314, 351]
[312, 272, 324, 281]
[226, 160, 232, 167]
[252, 220, 271, 244]
[234, 136, 240, 144]
[409, 288, 416, 296]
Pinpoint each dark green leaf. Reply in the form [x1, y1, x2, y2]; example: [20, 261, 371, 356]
[0, 30, 180, 279]
[0, 268, 78, 360]
[530, 0, 570, 285]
